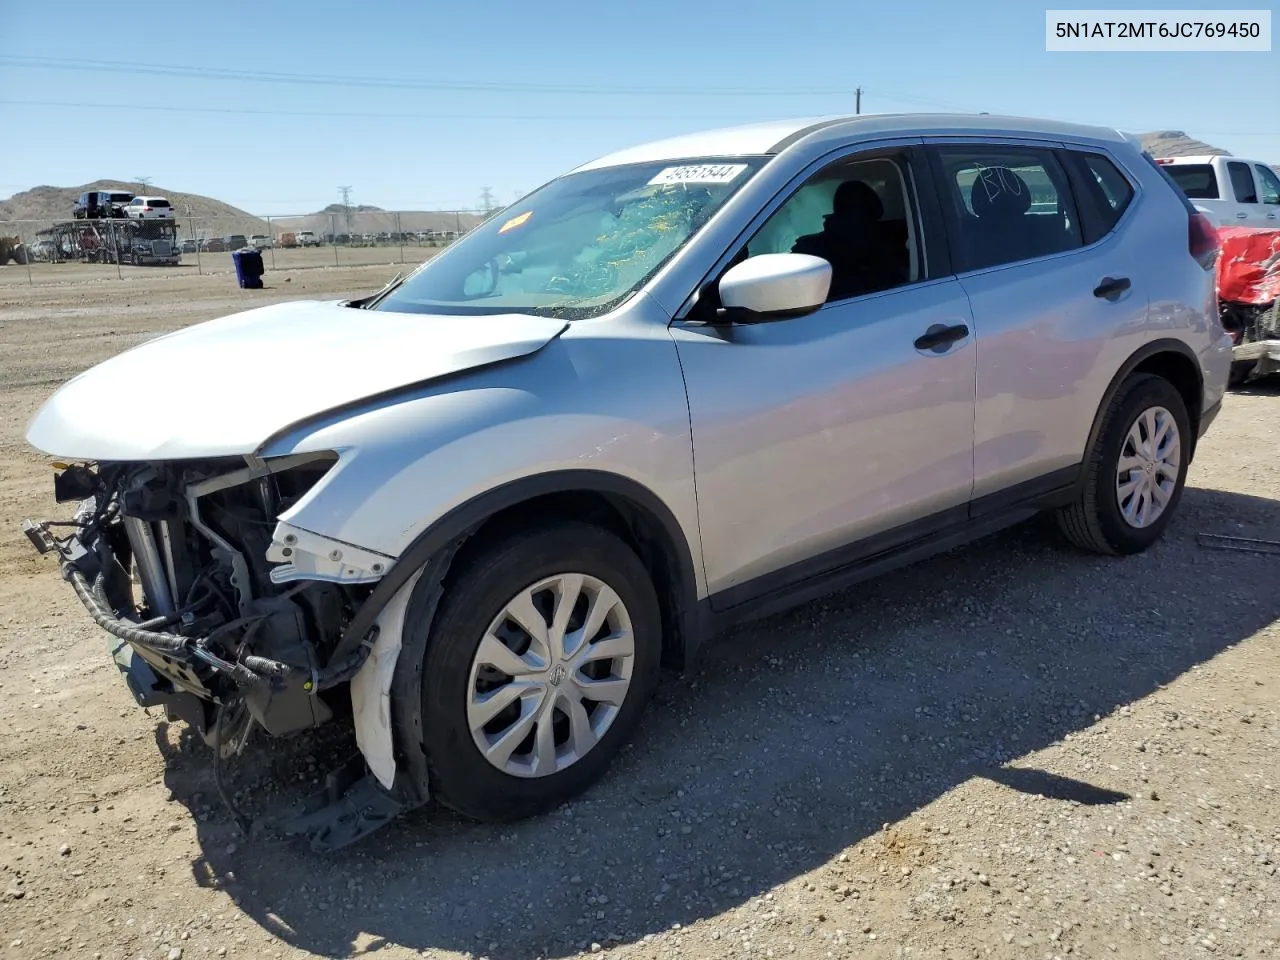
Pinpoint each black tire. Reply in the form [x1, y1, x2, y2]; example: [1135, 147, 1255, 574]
[1057, 374, 1191, 555]
[403, 521, 662, 822]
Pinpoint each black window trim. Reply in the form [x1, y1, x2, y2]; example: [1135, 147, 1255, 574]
[922, 135, 1144, 277]
[673, 136, 953, 322]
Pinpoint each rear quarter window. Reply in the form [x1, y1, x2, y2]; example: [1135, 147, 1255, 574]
[1061, 150, 1135, 244]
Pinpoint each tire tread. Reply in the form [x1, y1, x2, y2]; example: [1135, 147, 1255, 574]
[1056, 373, 1187, 556]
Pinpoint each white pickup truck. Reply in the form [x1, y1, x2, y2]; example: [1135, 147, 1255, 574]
[296, 231, 320, 247]
[1156, 155, 1280, 228]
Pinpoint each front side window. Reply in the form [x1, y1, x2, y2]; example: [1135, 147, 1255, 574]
[932, 145, 1082, 272]
[1228, 161, 1258, 203]
[374, 157, 767, 319]
[744, 154, 920, 302]
[1254, 164, 1280, 205]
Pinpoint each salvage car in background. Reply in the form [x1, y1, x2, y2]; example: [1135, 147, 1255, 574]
[23, 113, 1231, 848]
[1215, 227, 1280, 385]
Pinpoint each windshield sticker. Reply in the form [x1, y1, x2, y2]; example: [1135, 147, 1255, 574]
[647, 163, 748, 187]
[498, 210, 533, 234]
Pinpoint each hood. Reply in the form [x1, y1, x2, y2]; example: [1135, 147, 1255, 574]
[26, 300, 567, 461]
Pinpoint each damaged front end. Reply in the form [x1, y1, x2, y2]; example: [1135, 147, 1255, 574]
[23, 453, 418, 849]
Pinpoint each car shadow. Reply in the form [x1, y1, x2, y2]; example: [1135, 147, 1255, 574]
[156, 485, 1280, 959]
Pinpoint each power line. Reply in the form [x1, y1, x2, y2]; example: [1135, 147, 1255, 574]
[0, 98, 803, 123]
[0, 55, 863, 98]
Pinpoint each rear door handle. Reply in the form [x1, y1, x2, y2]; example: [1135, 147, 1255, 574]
[1268, 213, 1277, 219]
[913, 323, 969, 352]
[1093, 276, 1131, 299]
[1236, 212, 1249, 219]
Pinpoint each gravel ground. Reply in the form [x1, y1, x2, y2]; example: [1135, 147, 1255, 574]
[1, 264, 1278, 960]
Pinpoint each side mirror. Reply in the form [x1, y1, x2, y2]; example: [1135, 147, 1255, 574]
[717, 253, 831, 323]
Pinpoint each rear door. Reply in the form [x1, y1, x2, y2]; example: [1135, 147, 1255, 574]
[1226, 160, 1263, 225]
[926, 139, 1150, 507]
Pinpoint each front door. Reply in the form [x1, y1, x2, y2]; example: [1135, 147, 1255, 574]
[1251, 163, 1280, 227]
[670, 147, 976, 607]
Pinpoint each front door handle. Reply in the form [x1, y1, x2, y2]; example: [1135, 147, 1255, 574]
[913, 323, 969, 352]
[1268, 212, 1277, 219]
[1093, 276, 1131, 299]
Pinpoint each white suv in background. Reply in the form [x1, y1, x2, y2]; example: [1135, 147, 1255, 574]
[1157, 156, 1280, 228]
[125, 196, 175, 220]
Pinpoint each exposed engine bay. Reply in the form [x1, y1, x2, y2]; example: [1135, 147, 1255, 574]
[23, 453, 413, 847]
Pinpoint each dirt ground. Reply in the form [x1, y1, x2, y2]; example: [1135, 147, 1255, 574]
[1, 264, 1278, 960]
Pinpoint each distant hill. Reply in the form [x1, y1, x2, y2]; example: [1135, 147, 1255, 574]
[272, 208, 487, 238]
[1137, 130, 1231, 158]
[319, 203, 385, 214]
[0, 181, 269, 237]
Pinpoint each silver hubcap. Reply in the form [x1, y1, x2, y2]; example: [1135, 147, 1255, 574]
[1115, 405, 1181, 529]
[466, 573, 635, 778]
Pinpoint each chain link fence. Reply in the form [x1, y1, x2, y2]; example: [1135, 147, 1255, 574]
[0, 209, 487, 286]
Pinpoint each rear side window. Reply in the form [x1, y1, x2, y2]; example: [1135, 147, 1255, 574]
[1227, 161, 1258, 203]
[931, 145, 1082, 272]
[1061, 150, 1135, 244]
[1164, 164, 1219, 199]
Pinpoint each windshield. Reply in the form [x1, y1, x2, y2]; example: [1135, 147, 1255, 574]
[373, 157, 767, 319]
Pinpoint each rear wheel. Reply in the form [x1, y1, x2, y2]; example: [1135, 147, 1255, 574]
[1057, 374, 1191, 555]
[406, 522, 662, 822]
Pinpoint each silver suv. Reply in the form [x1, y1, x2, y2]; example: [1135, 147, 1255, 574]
[24, 114, 1232, 847]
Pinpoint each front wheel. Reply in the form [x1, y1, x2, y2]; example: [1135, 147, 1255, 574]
[402, 522, 662, 822]
[1057, 374, 1191, 555]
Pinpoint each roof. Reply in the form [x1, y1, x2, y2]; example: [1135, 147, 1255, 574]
[572, 113, 1130, 172]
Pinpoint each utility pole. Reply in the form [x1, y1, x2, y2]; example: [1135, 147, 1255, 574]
[479, 186, 497, 216]
[855, 88, 862, 115]
[338, 185, 353, 237]
[136, 176, 152, 193]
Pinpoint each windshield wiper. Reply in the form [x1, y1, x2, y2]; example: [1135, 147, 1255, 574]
[347, 271, 405, 310]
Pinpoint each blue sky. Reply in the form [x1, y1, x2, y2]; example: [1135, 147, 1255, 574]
[1, 0, 1276, 215]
